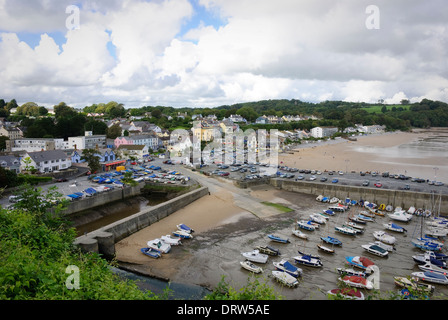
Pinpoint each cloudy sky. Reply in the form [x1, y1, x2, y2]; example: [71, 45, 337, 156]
[0, 0, 447, 109]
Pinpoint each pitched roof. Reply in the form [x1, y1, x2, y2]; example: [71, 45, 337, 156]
[26, 150, 68, 162]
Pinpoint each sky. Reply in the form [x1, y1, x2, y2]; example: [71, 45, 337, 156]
[0, 0, 447, 109]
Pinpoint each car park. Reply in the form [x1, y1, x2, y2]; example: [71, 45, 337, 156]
[362, 180, 370, 186]
[374, 182, 382, 188]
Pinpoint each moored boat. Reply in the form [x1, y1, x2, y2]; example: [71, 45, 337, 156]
[338, 275, 374, 290]
[240, 260, 263, 273]
[327, 288, 364, 300]
[241, 250, 268, 264]
[388, 210, 412, 222]
[160, 235, 182, 246]
[383, 222, 407, 233]
[309, 214, 326, 224]
[373, 230, 396, 245]
[294, 253, 323, 267]
[172, 229, 193, 239]
[411, 271, 448, 285]
[346, 221, 365, 232]
[361, 243, 389, 257]
[335, 226, 357, 236]
[256, 245, 281, 256]
[393, 276, 435, 294]
[297, 220, 317, 231]
[271, 270, 299, 287]
[268, 234, 290, 244]
[273, 259, 302, 277]
[140, 247, 161, 259]
[345, 256, 375, 271]
[317, 244, 335, 254]
[337, 267, 368, 277]
[320, 236, 342, 246]
[292, 229, 308, 239]
[177, 223, 195, 233]
[147, 239, 171, 253]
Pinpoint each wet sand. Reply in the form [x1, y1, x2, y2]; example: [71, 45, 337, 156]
[115, 128, 448, 299]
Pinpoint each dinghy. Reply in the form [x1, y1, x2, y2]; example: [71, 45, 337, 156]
[177, 223, 195, 233]
[140, 247, 161, 259]
[383, 222, 407, 233]
[268, 234, 290, 244]
[373, 230, 396, 245]
[147, 239, 171, 253]
[317, 244, 335, 254]
[256, 245, 281, 256]
[292, 229, 308, 240]
[240, 260, 263, 273]
[172, 229, 193, 239]
[320, 236, 342, 246]
[160, 235, 182, 246]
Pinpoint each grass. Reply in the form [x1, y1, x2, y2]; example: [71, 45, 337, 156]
[261, 201, 293, 213]
[360, 104, 411, 113]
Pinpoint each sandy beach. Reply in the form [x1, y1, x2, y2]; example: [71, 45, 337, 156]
[114, 128, 448, 298]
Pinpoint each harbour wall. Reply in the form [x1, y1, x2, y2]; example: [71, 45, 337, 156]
[269, 179, 448, 213]
[73, 186, 209, 259]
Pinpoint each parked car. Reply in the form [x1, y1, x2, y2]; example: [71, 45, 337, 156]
[374, 182, 382, 188]
[332, 178, 339, 183]
[320, 177, 327, 182]
[362, 180, 370, 186]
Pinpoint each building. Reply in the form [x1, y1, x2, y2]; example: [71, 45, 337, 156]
[0, 126, 23, 140]
[114, 134, 160, 151]
[21, 150, 71, 173]
[117, 145, 149, 159]
[68, 131, 106, 150]
[310, 126, 338, 138]
[0, 155, 21, 173]
[6, 138, 66, 152]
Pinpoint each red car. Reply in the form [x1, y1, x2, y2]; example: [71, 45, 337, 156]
[374, 183, 382, 188]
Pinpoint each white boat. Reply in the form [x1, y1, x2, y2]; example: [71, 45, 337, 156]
[160, 235, 182, 246]
[417, 261, 448, 275]
[411, 271, 448, 285]
[177, 223, 194, 233]
[425, 226, 448, 237]
[292, 229, 308, 240]
[346, 221, 365, 232]
[317, 244, 335, 254]
[373, 241, 395, 252]
[393, 276, 435, 294]
[293, 253, 323, 267]
[172, 229, 193, 239]
[297, 220, 316, 231]
[329, 197, 339, 204]
[407, 206, 416, 214]
[362, 243, 389, 257]
[388, 210, 412, 222]
[335, 226, 357, 236]
[240, 260, 263, 273]
[413, 251, 448, 265]
[337, 267, 368, 277]
[273, 259, 302, 277]
[147, 239, 171, 253]
[271, 270, 299, 287]
[338, 275, 374, 289]
[373, 230, 396, 245]
[342, 224, 363, 235]
[241, 250, 268, 264]
[383, 222, 407, 233]
[327, 288, 364, 300]
[309, 214, 326, 224]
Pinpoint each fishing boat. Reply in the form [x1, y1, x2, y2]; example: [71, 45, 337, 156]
[345, 256, 375, 271]
[256, 245, 281, 256]
[309, 214, 326, 224]
[271, 270, 299, 287]
[147, 239, 171, 253]
[373, 230, 396, 245]
[394, 276, 435, 293]
[337, 267, 369, 277]
[268, 234, 290, 244]
[317, 244, 335, 254]
[383, 222, 407, 233]
[140, 247, 162, 259]
[327, 288, 364, 300]
[241, 250, 268, 264]
[273, 259, 302, 277]
[177, 223, 195, 233]
[411, 271, 448, 285]
[294, 253, 323, 267]
[320, 236, 342, 246]
[172, 229, 193, 239]
[297, 220, 317, 231]
[292, 229, 308, 240]
[335, 226, 357, 236]
[240, 260, 263, 273]
[160, 235, 182, 246]
[361, 243, 389, 257]
[338, 275, 374, 290]
[388, 210, 413, 222]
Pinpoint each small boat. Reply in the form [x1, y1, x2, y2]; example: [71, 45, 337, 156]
[418, 261, 448, 275]
[383, 222, 407, 233]
[373, 230, 396, 245]
[413, 251, 448, 265]
[338, 275, 374, 290]
[323, 209, 336, 216]
[297, 220, 316, 231]
[292, 229, 308, 240]
[359, 210, 376, 218]
[320, 236, 342, 246]
[309, 214, 326, 224]
[140, 247, 161, 259]
[241, 250, 268, 264]
[412, 238, 443, 251]
[346, 221, 365, 232]
[293, 253, 323, 267]
[385, 205, 394, 212]
[240, 260, 263, 273]
[349, 216, 367, 224]
[337, 267, 369, 277]
[355, 214, 375, 222]
[329, 197, 339, 204]
[345, 256, 375, 271]
[160, 235, 182, 246]
[268, 234, 290, 244]
[297, 250, 320, 259]
[411, 271, 448, 285]
[177, 223, 195, 233]
[362, 243, 389, 257]
[373, 241, 395, 252]
[147, 239, 171, 253]
[172, 229, 193, 239]
[425, 226, 448, 237]
[271, 270, 299, 288]
[394, 276, 435, 294]
[317, 244, 335, 254]
[342, 224, 363, 235]
[273, 259, 302, 277]
[256, 245, 281, 256]
[327, 288, 364, 300]
[335, 226, 357, 236]
[388, 210, 412, 222]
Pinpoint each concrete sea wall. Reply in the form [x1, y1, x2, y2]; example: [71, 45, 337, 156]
[270, 179, 448, 213]
[74, 186, 209, 259]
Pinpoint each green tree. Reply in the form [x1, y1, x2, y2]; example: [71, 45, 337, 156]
[80, 149, 101, 173]
[106, 123, 122, 139]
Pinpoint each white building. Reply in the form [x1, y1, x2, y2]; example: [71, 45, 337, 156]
[7, 138, 66, 152]
[310, 126, 338, 138]
[21, 150, 71, 173]
[68, 132, 106, 150]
